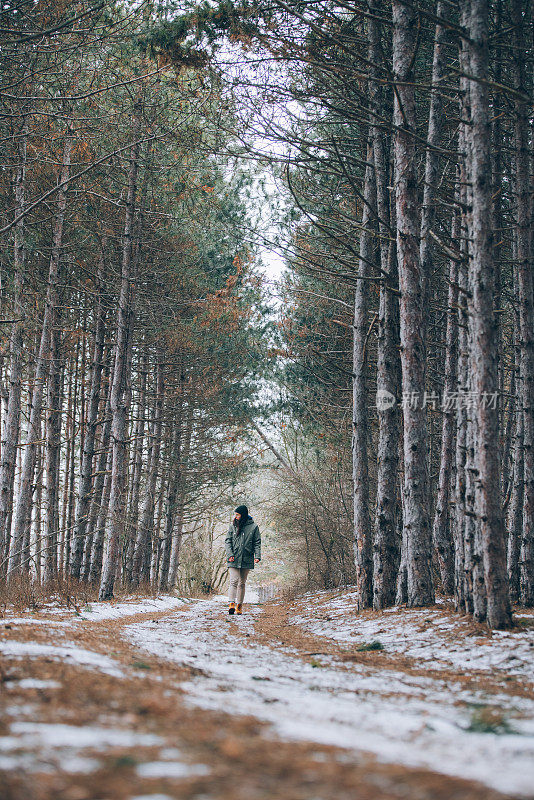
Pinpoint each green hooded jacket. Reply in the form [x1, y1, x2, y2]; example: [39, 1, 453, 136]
[225, 516, 261, 569]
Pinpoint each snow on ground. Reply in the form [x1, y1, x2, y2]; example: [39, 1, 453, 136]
[1, 594, 187, 623]
[5, 678, 62, 690]
[290, 589, 534, 680]
[136, 761, 210, 779]
[1, 617, 74, 627]
[131, 796, 175, 800]
[125, 596, 534, 797]
[73, 595, 187, 621]
[0, 721, 211, 779]
[0, 640, 125, 677]
[0, 722, 164, 775]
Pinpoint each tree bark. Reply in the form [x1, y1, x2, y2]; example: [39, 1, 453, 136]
[64, 331, 80, 575]
[465, 0, 511, 628]
[0, 120, 27, 575]
[88, 395, 112, 585]
[168, 400, 193, 589]
[131, 354, 164, 587]
[395, 436, 407, 605]
[419, 0, 447, 307]
[42, 317, 62, 584]
[419, 0, 455, 596]
[98, 109, 141, 600]
[70, 246, 106, 579]
[368, 6, 401, 610]
[124, 348, 148, 584]
[373, 236, 401, 610]
[432, 214, 459, 596]
[352, 143, 375, 609]
[159, 402, 183, 592]
[507, 391, 524, 604]
[392, 0, 434, 606]
[33, 433, 43, 582]
[511, 0, 534, 607]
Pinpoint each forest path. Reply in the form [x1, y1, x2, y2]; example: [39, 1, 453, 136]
[1, 593, 533, 800]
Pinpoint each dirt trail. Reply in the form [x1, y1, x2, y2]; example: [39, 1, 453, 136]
[0, 596, 529, 800]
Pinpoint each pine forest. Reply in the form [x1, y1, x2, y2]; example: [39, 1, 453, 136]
[1, 1, 533, 798]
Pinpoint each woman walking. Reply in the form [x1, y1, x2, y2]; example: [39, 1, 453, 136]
[225, 505, 261, 614]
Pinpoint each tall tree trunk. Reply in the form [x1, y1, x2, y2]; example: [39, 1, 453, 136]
[501, 357, 516, 509]
[453, 21, 473, 615]
[395, 436, 407, 605]
[87, 392, 112, 585]
[419, 0, 447, 305]
[465, 0, 511, 628]
[511, 0, 534, 607]
[33, 433, 43, 583]
[420, 1, 455, 595]
[158, 429, 179, 592]
[168, 401, 194, 589]
[65, 338, 79, 576]
[392, 0, 434, 606]
[151, 476, 165, 587]
[432, 216, 459, 596]
[507, 391, 524, 604]
[131, 355, 164, 587]
[468, 394, 487, 620]
[124, 348, 148, 584]
[159, 389, 185, 592]
[368, 7, 401, 610]
[59, 350, 73, 574]
[453, 264, 468, 613]
[43, 319, 62, 584]
[0, 121, 27, 575]
[352, 144, 375, 609]
[465, 267, 483, 617]
[491, 0, 506, 500]
[8, 132, 72, 579]
[70, 246, 106, 579]
[98, 109, 141, 600]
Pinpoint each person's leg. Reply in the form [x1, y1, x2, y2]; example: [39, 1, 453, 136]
[236, 568, 250, 606]
[228, 567, 240, 606]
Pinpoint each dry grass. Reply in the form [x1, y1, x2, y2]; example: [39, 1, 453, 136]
[0, 575, 177, 617]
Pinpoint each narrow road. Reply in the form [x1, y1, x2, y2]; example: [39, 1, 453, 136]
[126, 596, 534, 798]
[2, 593, 533, 800]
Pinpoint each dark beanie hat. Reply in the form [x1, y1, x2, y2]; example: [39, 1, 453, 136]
[235, 505, 248, 519]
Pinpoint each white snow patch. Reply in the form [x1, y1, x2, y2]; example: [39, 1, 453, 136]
[158, 747, 184, 759]
[6, 678, 61, 690]
[131, 795, 175, 800]
[126, 597, 534, 797]
[74, 595, 187, 621]
[136, 761, 210, 779]
[0, 722, 163, 776]
[4, 703, 36, 717]
[0, 640, 124, 677]
[57, 755, 101, 773]
[1, 617, 73, 627]
[1, 594, 187, 622]
[9, 722, 162, 749]
[0, 752, 99, 774]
